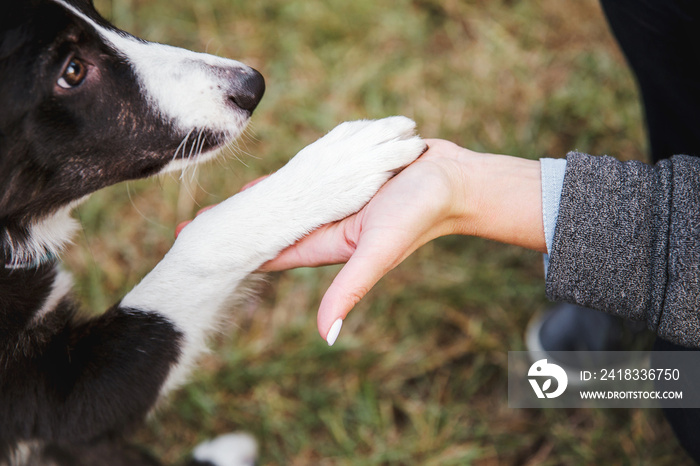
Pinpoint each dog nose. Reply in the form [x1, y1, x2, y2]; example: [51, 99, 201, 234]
[228, 68, 265, 113]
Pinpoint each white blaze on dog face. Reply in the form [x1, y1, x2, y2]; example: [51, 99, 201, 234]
[105, 40, 256, 137]
[51, 0, 264, 146]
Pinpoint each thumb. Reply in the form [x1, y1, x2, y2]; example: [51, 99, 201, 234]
[317, 243, 395, 346]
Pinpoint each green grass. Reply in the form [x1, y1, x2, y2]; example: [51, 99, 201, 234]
[71, 0, 690, 464]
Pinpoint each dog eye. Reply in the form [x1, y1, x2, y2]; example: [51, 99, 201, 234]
[57, 58, 88, 89]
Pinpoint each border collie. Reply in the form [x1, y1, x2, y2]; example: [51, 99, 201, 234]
[0, 0, 425, 464]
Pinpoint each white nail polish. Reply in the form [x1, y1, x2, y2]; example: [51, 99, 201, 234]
[326, 319, 343, 346]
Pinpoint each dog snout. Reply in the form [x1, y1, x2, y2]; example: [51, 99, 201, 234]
[227, 68, 265, 114]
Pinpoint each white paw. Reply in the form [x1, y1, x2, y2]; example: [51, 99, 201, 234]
[275, 116, 426, 225]
[191, 432, 257, 466]
[292, 115, 424, 176]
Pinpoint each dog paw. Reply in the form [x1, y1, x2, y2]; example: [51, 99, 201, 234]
[293, 115, 424, 174]
[190, 432, 257, 466]
[277, 116, 426, 225]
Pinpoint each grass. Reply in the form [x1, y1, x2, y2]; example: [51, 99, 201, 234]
[70, 0, 690, 464]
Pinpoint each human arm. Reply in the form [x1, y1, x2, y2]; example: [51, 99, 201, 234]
[262, 139, 547, 342]
[266, 141, 700, 348]
[545, 153, 700, 347]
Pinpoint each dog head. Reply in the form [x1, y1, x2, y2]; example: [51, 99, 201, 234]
[0, 0, 264, 266]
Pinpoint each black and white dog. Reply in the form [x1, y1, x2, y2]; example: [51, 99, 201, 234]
[0, 0, 425, 464]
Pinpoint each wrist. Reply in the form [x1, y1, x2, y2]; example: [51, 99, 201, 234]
[446, 146, 546, 252]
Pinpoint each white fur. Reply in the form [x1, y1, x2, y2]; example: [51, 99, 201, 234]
[52, 0, 252, 137]
[7, 441, 40, 466]
[31, 270, 74, 324]
[192, 433, 257, 466]
[121, 116, 425, 396]
[4, 200, 84, 269]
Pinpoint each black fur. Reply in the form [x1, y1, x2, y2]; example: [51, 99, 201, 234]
[0, 294, 182, 458]
[0, 251, 182, 463]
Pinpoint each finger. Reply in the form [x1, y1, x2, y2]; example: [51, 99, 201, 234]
[260, 216, 359, 272]
[196, 204, 217, 216]
[174, 220, 190, 238]
[317, 244, 395, 345]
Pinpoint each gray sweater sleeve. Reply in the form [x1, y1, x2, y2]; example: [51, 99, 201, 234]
[545, 152, 700, 347]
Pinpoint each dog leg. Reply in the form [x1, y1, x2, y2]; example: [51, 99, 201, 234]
[120, 116, 426, 397]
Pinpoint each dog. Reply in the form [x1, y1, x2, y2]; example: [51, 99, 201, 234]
[0, 0, 426, 464]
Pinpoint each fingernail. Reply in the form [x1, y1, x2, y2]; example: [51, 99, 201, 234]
[326, 319, 343, 346]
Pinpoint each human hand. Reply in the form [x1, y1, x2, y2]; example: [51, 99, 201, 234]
[263, 139, 545, 344]
[259, 139, 469, 343]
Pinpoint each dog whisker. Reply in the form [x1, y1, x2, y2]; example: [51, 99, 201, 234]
[224, 139, 251, 168]
[180, 128, 203, 181]
[173, 128, 194, 163]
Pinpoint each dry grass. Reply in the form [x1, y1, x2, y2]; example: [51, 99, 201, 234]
[69, 0, 690, 464]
